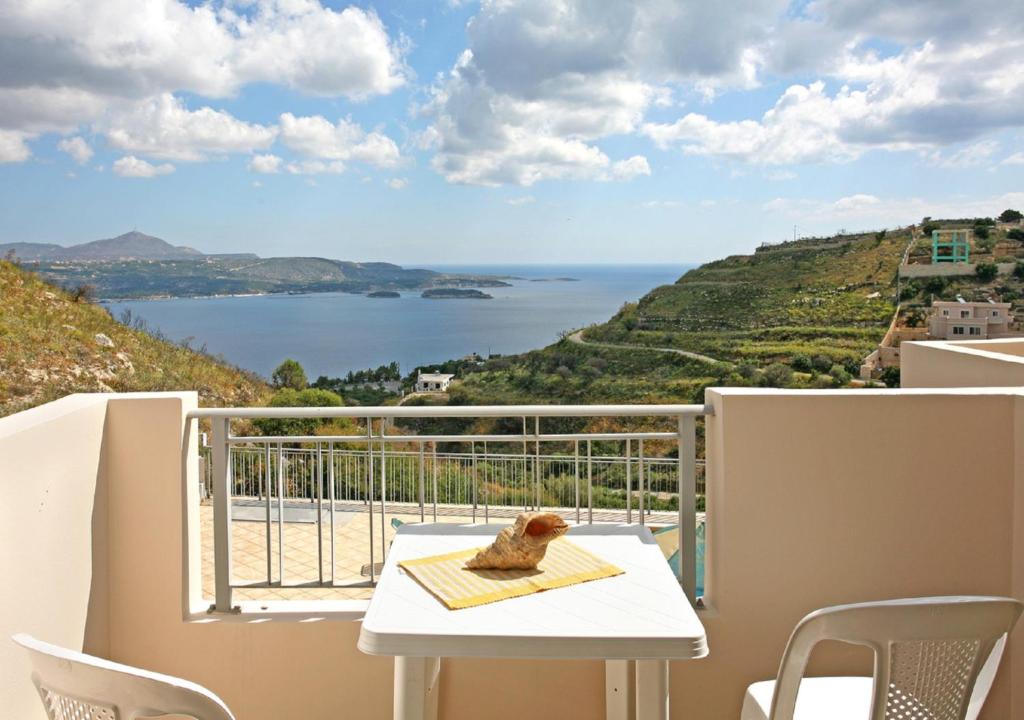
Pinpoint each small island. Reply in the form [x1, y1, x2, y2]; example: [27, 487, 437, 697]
[367, 290, 401, 298]
[422, 288, 493, 299]
[528, 277, 580, 282]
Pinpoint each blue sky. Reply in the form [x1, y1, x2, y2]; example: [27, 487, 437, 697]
[1, 0, 1022, 264]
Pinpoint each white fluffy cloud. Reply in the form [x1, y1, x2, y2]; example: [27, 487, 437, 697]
[57, 136, 93, 164]
[422, 0, 785, 186]
[112, 155, 175, 178]
[279, 113, 400, 168]
[387, 177, 408, 190]
[644, 12, 1024, 165]
[248, 154, 283, 174]
[104, 94, 277, 161]
[0, 130, 32, 163]
[0, 1, 407, 162]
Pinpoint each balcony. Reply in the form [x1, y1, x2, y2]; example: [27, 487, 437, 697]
[3, 339, 1024, 720]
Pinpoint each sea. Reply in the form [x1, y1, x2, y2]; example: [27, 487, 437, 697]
[104, 264, 689, 380]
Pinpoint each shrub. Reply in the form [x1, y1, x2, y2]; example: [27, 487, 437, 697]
[998, 209, 1022, 223]
[829, 364, 851, 387]
[974, 226, 990, 240]
[790, 354, 812, 373]
[811, 354, 832, 373]
[763, 362, 793, 387]
[975, 263, 998, 282]
[1008, 229, 1024, 242]
[880, 366, 901, 388]
[70, 283, 95, 303]
[271, 358, 308, 390]
[254, 387, 343, 436]
[923, 276, 947, 296]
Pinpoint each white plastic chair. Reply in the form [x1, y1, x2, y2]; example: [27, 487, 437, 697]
[13, 634, 235, 720]
[741, 596, 1023, 720]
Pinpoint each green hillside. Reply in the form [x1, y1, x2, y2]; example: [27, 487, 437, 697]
[0, 260, 270, 416]
[446, 227, 913, 406]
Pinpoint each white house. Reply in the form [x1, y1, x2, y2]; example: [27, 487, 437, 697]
[415, 372, 455, 392]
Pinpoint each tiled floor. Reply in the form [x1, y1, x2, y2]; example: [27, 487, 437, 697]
[200, 503, 476, 601]
[200, 501, 685, 602]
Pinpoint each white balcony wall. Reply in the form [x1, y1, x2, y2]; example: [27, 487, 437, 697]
[903, 339, 1024, 387]
[1, 394, 110, 720]
[2, 388, 1023, 719]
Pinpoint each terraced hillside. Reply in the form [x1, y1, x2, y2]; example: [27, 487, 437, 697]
[584, 228, 909, 370]
[446, 227, 910, 407]
[0, 260, 270, 416]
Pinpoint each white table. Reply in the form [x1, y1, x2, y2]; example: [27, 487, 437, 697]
[357, 523, 708, 720]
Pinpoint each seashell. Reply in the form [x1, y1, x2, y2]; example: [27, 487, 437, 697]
[464, 512, 570, 570]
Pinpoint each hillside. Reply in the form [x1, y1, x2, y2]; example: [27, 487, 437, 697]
[445, 227, 912, 406]
[0, 260, 270, 416]
[0, 231, 201, 261]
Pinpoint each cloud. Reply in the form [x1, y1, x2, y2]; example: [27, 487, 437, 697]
[0, 2, 407, 139]
[644, 31, 1024, 165]
[104, 94, 277, 161]
[507, 195, 536, 205]
[610, 155, 650, 180]
[387, 177, 408, 189]
[112, 155, 175, 178]
[762, 191, 1024, 228]
[1003, 152, 1024, 166]
[279, 113, 400, 168]
[422, 0, 785, 186]
[248, 154, 283, 174]
[285, 160, 345, 175]
[57, 136, 93, 164]
[927, 140, 1000, 168]
[0, 130, 32, 163]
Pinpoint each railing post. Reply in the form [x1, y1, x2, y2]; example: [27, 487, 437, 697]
[678, 414, 697, 602]
[211, 417, 234, 612]
[418, 442, 425, 523]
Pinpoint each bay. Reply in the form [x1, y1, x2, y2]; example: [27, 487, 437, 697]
[105, 264, 689, 379]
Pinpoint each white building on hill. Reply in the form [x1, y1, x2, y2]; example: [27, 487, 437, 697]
[415, 372, 455, 392]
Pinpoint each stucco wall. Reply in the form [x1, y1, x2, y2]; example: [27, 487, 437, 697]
[902, 341, 1024, 388]
[694, 388, 1020, 719]
[3, 390, 1023, 720]
[0, 395, 110, 720]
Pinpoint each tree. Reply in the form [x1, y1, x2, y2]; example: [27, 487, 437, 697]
[271, 358, 307, 390]
[1008, 229, 1024, 242]
[974, 225, 990, 240]
[70, 283, 95, 303]
[975, 263, 998, 282]
[811, 354, 832, 373]
[254, 387, 343, 436]
[998, 209, 1022, 223]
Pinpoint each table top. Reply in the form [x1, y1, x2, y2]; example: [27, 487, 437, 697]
[357, 523, 708, 660]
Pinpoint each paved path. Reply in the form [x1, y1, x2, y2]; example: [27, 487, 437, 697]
[567, 330, 722, 365]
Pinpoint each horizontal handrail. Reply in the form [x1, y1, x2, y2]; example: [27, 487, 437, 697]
[226, 432, 681, 444]
[188, 403, 711, 420]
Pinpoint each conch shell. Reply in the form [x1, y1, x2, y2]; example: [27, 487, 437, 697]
[464, 512, 570, 570]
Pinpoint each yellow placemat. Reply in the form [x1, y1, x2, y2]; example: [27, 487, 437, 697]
[399, 538, 624, 610]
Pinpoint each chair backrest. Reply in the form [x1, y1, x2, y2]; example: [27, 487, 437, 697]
[13, 634, 235, 720]
[767, 596, 1023, 720]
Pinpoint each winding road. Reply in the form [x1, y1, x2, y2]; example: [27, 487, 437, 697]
[566, 330, 721, 364]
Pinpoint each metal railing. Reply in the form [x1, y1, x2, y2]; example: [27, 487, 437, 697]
[187, 404, 709, 612]
[199, 446, 705, 511]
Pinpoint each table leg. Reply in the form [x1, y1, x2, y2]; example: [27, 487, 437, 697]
[635, 660, 668, 720]
[394, 656, 441, 720]
[605, 660, 635, 720]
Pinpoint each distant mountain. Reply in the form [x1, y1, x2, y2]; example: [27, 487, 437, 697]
[0, 231, 202, 261]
